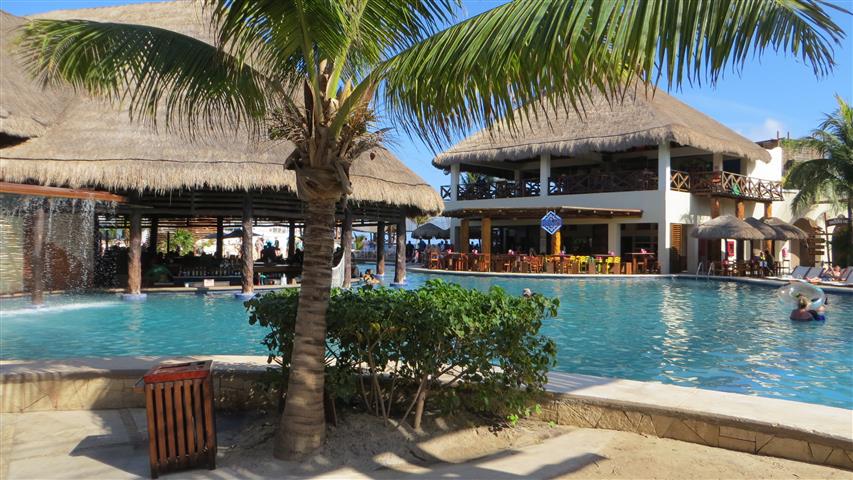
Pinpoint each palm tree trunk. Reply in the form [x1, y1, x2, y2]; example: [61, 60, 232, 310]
[275, 197, 337, 459]
[847, 197, 852, 265]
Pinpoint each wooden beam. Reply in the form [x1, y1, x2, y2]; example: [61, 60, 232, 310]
[394, 216, 406, 284]
[460, 219, 470, 253]
[342, 209, 353, 288]
[481, 217, 492, 255]
[0, 182, 127, 203]
[31, 202, 46, 305]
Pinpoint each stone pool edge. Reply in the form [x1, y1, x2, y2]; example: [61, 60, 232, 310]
[408, 268, 853, 295]
[0, 355, 850, 471]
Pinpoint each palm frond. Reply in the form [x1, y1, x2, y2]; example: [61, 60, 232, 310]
[18, 19, 274, 136]
[382, 0, 848, 149]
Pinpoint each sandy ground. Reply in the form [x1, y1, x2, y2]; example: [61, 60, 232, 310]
[1, 408, 849, 479]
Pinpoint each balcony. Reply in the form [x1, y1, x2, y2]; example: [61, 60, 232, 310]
[440, 180, 541, 200]
[548, 172, 658, 195]
[671, 170, 783, 202]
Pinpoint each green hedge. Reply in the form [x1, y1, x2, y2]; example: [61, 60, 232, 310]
[246, 279, 558, 428]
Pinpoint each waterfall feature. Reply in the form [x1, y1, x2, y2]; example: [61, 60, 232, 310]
[0, 194, 116, 302]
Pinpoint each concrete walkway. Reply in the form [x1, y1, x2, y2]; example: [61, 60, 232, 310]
[3, 409, 850, 479]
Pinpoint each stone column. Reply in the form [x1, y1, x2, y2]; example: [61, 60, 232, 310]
[342, 208, 353, 288]
[31, 202, 46, 306]
[393, 216, 406, 285]
[238, 195, 255, 299]
[607, 223, 621, 256]
[539, 154, 551, 197]
[735, 200, 746, 262]
[460, 219, 470, 253]
[764, 202, 773, 253]
[376, 221, 386, 275]
[215, 217, 224, 259]
[124, 210, 145, 300]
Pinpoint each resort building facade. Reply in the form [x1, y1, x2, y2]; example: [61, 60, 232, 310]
[434, 89, 834, 274]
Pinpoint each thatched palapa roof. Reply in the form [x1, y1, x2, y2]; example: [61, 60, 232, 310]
[0, 11, 71, 138]
[0, 2, 442, 215]
[412, 222, 449, 240]
[434, 88, 770, 167]
[691, 215, 765, 240]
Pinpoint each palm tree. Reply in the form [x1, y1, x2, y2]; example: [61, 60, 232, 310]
[18, 0, 847, 459]
[784, 95, 853, 265]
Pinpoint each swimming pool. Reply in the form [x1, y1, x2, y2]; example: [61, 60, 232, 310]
[1, 274, 851, 409]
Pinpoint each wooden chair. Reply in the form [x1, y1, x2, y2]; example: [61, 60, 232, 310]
[427, 252, 440, 270]
[529, 256, 544, 273]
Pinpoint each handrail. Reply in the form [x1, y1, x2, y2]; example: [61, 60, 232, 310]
[549, 172, 658, 195]
[689, 171, 783, 201]
[440, 179, 541, 201]
[670, 170, 691, 192]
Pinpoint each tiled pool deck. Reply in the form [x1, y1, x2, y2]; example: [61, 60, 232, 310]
[1, 355, 850, 470]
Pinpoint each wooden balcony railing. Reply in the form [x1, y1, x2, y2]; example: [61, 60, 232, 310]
[439, 180, 541, 200]
[689, 171, 784, 201]
[548, 171, 658, 195]
[670, 170, 691, 192]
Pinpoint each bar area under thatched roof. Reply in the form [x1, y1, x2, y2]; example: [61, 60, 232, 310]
[0, 3, 442, 302]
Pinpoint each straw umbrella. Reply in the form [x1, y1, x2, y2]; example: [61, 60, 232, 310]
[412, 223, 450, 241]
[761, 217, 809, 240]
[691, 215, 765, 271]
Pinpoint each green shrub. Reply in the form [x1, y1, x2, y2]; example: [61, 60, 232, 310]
[245, 279, 558, 428]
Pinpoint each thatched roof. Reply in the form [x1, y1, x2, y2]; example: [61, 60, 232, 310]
[0, 11, 71, 138]
[0, 3, 442, 215]
[412, 222, 449, 240]
[690, 215, 765, 240]
[434, 87, 771, 167]
[744, 217, 786, 240]
[762, 217, 808, 240]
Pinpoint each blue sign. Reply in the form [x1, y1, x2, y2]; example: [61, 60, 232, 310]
[540, 211, 563, 235]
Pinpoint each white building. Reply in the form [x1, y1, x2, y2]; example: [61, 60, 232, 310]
[434, 88, 836, 274]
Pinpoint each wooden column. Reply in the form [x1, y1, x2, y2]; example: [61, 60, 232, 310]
[764, 202, 773, 252]
[550, 229, 561, 254]
[241, 196, 254, 295]
[376, 221, 386, 275]
[735, 200, 746, 261]
[460, 219, 470, 253]
[481, 217, 492, 255]
[215, 217, 224, 259]
[342, 209, 353, 288]
[127, 210, 142, 295]
[148, 217, 159, 256]
[394, 216, 407, 284]
[31, 202, 46, 305]
[288, 221, 296, 259]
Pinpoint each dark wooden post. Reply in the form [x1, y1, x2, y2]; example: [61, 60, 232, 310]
[394, 216, 406, 285]
[215, 217, 224, 259]
[148, 217, 159, 256]
[240, 196, 254, 296]
[126, 210, 143, 296]
[287, 220, 296, 259]
[376, 221, 386, 276]
[31, 202, 46, 305]
[342, 209, 353, 288]
[735, 200, 745, 262]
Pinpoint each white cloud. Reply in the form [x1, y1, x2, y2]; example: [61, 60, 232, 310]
[736, 117, 786, 141]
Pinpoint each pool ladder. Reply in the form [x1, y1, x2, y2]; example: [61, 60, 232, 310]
[697, 262, 715, 280]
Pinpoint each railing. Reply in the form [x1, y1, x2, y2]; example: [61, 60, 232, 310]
[670, 170, 691, 192]
[548, 171, 658, 195]
[439, 180, 541, 200]
[688, 171, 784, 201]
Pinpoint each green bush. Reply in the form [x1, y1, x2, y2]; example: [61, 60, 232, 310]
[245, 279, 558, 428]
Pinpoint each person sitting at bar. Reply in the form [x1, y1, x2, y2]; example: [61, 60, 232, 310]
[261, 242, 278, 264]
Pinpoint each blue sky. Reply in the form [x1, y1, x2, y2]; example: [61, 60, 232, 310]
[4, 0, 852, 189]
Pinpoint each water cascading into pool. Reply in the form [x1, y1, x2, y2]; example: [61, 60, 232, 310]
[0, 194, 115, 305]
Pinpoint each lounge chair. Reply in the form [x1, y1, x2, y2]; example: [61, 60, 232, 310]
[787, 266, 809, 279]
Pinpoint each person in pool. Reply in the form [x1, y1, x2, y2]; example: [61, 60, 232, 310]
[790, 295, 815, 321]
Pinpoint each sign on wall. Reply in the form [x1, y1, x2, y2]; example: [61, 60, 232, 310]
[540, 211, 563, 235]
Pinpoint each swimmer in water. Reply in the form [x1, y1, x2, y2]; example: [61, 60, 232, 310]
[522, 288, 533, 298]
[790, 295, 815, 321]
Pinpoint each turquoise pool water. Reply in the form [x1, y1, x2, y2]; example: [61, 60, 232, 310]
[1, 274, 851, 409]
